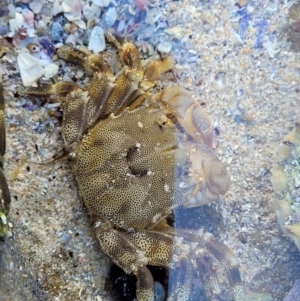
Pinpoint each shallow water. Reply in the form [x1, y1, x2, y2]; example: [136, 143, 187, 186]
[0, 1, 300, 300]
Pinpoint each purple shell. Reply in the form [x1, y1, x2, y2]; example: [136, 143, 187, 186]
[38, 36, 55, 57]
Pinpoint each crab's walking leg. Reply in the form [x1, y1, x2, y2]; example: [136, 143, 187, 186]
[92, 216, 155, 301]
[56, 45, 112, 74]
[170, 229, 245, 301]
[25, 81, 80, 98]
[0, 73, 11, 240]
[103, 33, 175, 115]
[127, 56, 175, 112]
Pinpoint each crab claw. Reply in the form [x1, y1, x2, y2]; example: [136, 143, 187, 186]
[158, 86, 214, 148]
[184, 142, 231, 207]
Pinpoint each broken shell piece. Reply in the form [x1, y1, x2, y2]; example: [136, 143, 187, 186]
[26, 43, 40, 54]
[62, 0, 74, 13]
[62, 0, 84, 15]
[93, 0, 110, 7]
[104, 7, 117, 27]
[17, 52, 45, 86]
[64, 12, 81, 22]
[43, 63, 59, 79]
[88, 26, 105, 53]
[65, 33, 78, 47]
[22, 8, 35, 27]
[72, 19, 86, 30]
[145, 8, 162, 25]
[9, 12, 25, 32]
[83, 3, 101, 20]
[52, 0, 63, 16]
[157, 41, 172, 54]
[135, 0, 148, 10]
[29, 0, 46, 14]
[51, 22, 64, 43]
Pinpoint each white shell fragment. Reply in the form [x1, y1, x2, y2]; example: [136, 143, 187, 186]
[93, 0, 110, 7]
[88, 26, 106, 53]
[64, 12, 81, 21]
[157, 41, 172, 53]
[83, 3, 101, 20]
[72, 19, 87, 30]
[104, 7, 117, 27]
[52, 0, 63, 16]
[145, 8, 162, 25]
[9, 12, 25, 32]
[62, 0, 74, 13]
[29, 0, 46, 14]
[43, 63, 59, 79]
[17, 53, 45, 86]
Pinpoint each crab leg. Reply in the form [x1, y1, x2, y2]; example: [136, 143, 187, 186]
[130, 228, 245, 301]
[170, 229, 245, 301]
[25, 81, 80, 98]
[56, 45, 112, 74]
[0, 73, 11, 240]
[92, 215, 155, 301]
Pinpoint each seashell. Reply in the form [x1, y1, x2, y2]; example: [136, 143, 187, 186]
[26, 43, 40, 54]
[17, 52, 45, 86]
[93, 0, 110, 7]
[72, 19, 86, 30]
[65, 33, 77, 47]
[39, 36, 55, 57]
[117, 19, 125, 33]
[43, 63, 59, 79]
[62, 0, 84, 16]
[51, 22, 64, 43]
[9, 12, 25, 32]
[22, 8, 35, 28]
[135, 0, 148, 10]
[38, 50, 53, 67]
[104, 7, 117, 27]
[88, 26, 105, 53]
[26, 27, 36, 38]
[83, 3, 101, 20]
[87, 19, 96, 30]
[157, 41, 172, 54]
[8, 3, 16, 18]
[52, 0, 63, 16]
[64, 12, 81, 22]
[29, 0, 46, 14]
[62, 0, 73, 13]
[145, 8, 161, 25]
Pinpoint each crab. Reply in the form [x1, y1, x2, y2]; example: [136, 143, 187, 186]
[15, 32, 245, 300]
